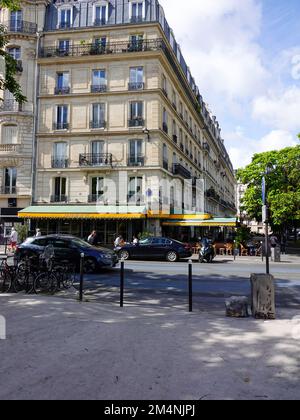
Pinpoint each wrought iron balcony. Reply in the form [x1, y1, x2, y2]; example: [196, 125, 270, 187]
[128, 156, 145, 166]
[130, 16, 145, 23]
[162, 123, 168, 134]
[88, 194, 104, 203]
[172, 163, 191, 179]
[79, 153, 113, 167]
[163, 160, 169, 171]
[53, 122, 69, 130]
[128, 82, 144, 91]
[127, 194, 143, 206]
[0, 186, 17, 195]
[0, 100, 22, 112]
[4, 20, 37, 35]
[89, 121, 106, 129]
[91, 84, 107, 93]
[203, 142, 210, 152]
[128, 118, 145, 128]
[39, 39, 165, 59]
[54, 87, 70, 95]
[51, 158, 69, 169]
[94, 19, 107, 26]
[59, 22, 72, 30]
[50, 195, 68, 203]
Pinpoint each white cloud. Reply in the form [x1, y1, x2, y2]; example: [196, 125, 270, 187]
[159, 0, 269, 102]
[228, 129, 298, 169]
[252, 86, 300, 131]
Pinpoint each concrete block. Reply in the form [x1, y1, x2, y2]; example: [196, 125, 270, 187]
[251, 273, 275, 320]
[225, 296, 249, 318]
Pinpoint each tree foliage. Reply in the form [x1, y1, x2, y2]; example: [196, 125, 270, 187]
[237, 145, 300, 229]
[0, 0, 26, 103]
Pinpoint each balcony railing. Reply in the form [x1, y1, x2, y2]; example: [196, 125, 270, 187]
[128, 118, 144, 128]
[128, 82, 144, 91]
[172, 163, 191, 179]
[89, 121, 106, 129]
[88, 194, 105, 203]
[51, 158, 69, 169]
[1, 186, 17, 195]
[50, 195, 68, 203]
[40, 39, 165, 59]
[0, 100, 22, 112]
[91, 84, 107, 93]
[130, 16, 145, 23]
[128, 156, 145, 166]
[54, 87, 70, 95]
[53, 122, 69, 130]
[4, 20, 37, 35]
[127, 194, 143, 206]
[94, 19, 107, 26]
[162, 123, 168, 134]
[79, 153, 113, 167]
[163, 160, 169, 170]
[0, 144, 22, 153]
[59, 22, 72, 30]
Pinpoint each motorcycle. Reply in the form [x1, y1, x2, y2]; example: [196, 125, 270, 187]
[198, 241, 215, 263]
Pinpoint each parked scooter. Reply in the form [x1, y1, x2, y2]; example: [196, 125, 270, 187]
[198, 238, 215, 263]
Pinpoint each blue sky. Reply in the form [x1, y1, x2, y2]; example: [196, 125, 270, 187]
[159, 0, 300, 168]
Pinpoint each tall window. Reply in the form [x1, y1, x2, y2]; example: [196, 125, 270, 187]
[130, 1, 145, 22]
[7, 47, 21, 60]
[162, 108, 168, 133]
[128, 177, 143, 205]
[58, 40, 70, 54]
[129, 139, 143, 166]
[91, 69, 107, 92]
[4, 168, 17, 194]
[91, 177, 105, 202]
[162, 75, 168, 96]
[53, 177, 67, 202]
[56, 72, 70, 94]
[129, 102, 144, 127]
[59, 8, 72, 29]
[90, 141, 106, 166]
[129, 67, 144, 90]
[55, 105, 68, 130]
[2, 124, 18, 144]
[95, 4, 108, 25]
[129, 34, 143, 51]
[163, 144, 168, 169]
[10, 10, 22, 31]
[172, 120, 177, 142]
[91, 103, 106, 129]
[53, 143, 68, 168]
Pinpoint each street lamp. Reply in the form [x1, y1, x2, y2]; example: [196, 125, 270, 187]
[262, 162, 275, 274]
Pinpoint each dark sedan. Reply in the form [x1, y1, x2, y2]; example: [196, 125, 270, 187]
[15, 235, 118, 274]
[115, 237, 192, 262]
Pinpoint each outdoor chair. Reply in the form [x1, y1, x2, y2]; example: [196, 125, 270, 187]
[240, 245, 248, 256]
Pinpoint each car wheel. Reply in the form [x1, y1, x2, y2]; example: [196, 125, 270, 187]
[119, 250, 130, 261]
[83, 258, 97, 274]
[166, 251, 178, 263]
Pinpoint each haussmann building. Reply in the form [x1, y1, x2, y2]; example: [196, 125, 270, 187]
[1, 0, 237, 245]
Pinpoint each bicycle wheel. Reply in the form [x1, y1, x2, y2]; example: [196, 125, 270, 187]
[14, 264, 28, 292]
[34, 272, 58, 295]
[0, 269, 12, 293]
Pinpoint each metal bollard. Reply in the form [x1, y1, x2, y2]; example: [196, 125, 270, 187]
[79, 252, 84, 302]
[188, 259, 193, 312]
[120, 258, 125, 307]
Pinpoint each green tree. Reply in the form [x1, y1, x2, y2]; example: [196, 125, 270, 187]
[237, 145, 300, 231]
[0, 0, 26, 103]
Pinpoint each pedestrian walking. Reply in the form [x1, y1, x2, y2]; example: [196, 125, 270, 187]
[87, 230, 97, 246]
[9, 227, 18, 253]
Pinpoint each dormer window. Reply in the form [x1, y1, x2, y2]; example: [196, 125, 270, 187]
[129, 1, 145, 23]
[94, 2, 109, 26]
[59, 7, 72, 29]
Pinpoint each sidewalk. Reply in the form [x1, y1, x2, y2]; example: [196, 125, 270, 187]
[0, 293, 299, 400]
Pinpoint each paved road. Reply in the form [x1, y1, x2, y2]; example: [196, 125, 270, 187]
[69, 256, 300, 312]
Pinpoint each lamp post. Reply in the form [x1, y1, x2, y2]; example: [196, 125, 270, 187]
[262, 163, 274, 275]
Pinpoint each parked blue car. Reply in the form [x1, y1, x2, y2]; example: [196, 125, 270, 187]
[15, 235, 118, 274]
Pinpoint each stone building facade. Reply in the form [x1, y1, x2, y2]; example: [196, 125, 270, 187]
[1, 0, 237, 243]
